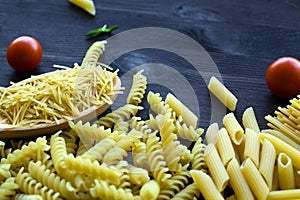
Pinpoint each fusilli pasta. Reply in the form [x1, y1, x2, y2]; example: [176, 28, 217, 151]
[126, 70, 147, 106]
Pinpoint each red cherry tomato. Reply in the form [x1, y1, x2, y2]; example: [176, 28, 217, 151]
[6, 36, 42, 72]
[266, 57, 300, 98]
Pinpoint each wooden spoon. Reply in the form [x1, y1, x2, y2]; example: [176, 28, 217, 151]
[0, 76, 121, 139]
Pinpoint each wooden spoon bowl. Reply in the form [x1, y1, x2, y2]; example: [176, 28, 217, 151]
[0, 76, 121, 139]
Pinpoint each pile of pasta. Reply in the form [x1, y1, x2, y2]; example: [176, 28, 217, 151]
[0, 41, 121, 127]
[0, 40, 299, 199]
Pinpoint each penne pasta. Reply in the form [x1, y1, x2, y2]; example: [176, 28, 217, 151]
[165, 93, 198, 129]
[215, 128, 235, 166]
[234, 138, 245, 164]
[242, 107, 260, 133]
[259, 139, 276, 190]
[258, 133, 300, 169]
[205, 122, 219, 144]
[240, 158, 269, 200]
[244, 128, 260, 167]
[227, 158, 254, 200]
[232, 142, 241, 165]
[223, 113, 244, 145]
[208, 76, 238, 111]
[267, 189, 300, 200]
[272, 165, 280, 191]
[190, 170, 224, 200]
[204, 143, 229, 192]
[277, 153, 295, 189]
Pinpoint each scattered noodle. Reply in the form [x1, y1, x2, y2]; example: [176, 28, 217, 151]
[223, 112, 244, 145]
[126, 70, 147, 106]
[165, 93, 198, 128]
[208, 76, 238, 111]
[242, 107, 260, 133]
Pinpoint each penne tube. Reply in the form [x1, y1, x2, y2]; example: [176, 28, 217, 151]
[223, 113, 244, 145]
[244, 128, 260, 167]
[165, 93, 198, 128]
[277, 153, 295, 189]
[232, 142, 241, 165]
[259, 139, 276, 190]
[272, 165, 280, 191]
[204, 143, 229, 192]
[190, 170, 224, 200]
[267, 189, 300, 200]
[261, 129, 300, 151]
[234, 139, 245, 164]
[215, 128, 235, 166]
[205, 122, 219, 144]
[258, 133, 300, 169]
[227, 158, 254, 200]
[240, 158, 269, 200]
[242, 107, 260, 133]
[208, 76, 238, 111]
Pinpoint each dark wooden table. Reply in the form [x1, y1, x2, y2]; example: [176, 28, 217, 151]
[0, 0, 299, 133]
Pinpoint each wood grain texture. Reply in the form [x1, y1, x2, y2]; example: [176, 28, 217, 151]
[0, 0, 298, 136]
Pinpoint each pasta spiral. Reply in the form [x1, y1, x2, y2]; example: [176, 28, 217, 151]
[90, 180, 139, 200]
[175, 121, 203, 141]
[162, 136, 182, 172]
[16, 168, 61, 200]
[28, 161, 78, 199]
[50, 132, 67, 174]
[14, 193, 43, 200]
[146, 133, 171, 185]
[60, 129, 78, 155]
[128, 165, 150, 186]
[0, 177, 18, 200]
[103, 147, 128, 166]
[157, 113, 176, 145]
[191, 137, 207, 172]
[113, 120, 130, 135]
[126, 70, 147, 106]
[115, 161, 131, 190]
[132, 141, 149, 169]
[70, 121, 111, 151]
[147, 91, 172, 115]
[2, 137, 49, 168]
[97, 104, 143, 128]
[0, 164, 11, 181]
[64, 154, 122, 186]
[81, 40, 106, 68]
[158, 165, 190, 199]
[130, 117, 152, 139]
[171, 183, 200, 200]
[153, 113, 184, 171]
[81, 137, 116, 162]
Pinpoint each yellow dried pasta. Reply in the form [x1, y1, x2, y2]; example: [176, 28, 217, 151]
[2, 59, 300, 200]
